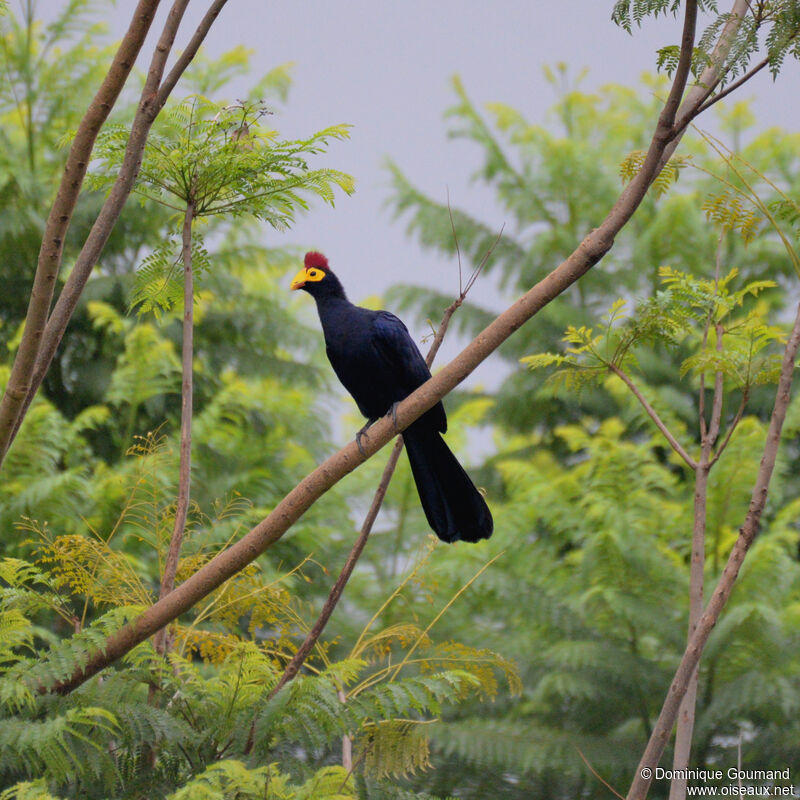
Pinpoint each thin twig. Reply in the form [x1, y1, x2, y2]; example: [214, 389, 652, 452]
[154, 195, 195, 656]
[446, 188, 463, 295]
[265, 436, 405, 701]
[708, 389, 748, 467]
[576, 747, 625, 800]
[693, 57, 770, 118]
[609, 365, 697, 469]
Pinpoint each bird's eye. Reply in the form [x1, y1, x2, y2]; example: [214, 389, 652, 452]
[309, 270, 318, 277]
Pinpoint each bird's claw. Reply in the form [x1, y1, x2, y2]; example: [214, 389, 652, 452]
[388, 402, 401, 433]
[355, 407, 400, 457]
[355, 418, 377, 457]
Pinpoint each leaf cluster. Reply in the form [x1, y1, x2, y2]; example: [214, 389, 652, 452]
[620, 149, 692, 198]
[614, 0, 800, 88]
[522, 266, 784, 396]
[0, 544, 501, 798]
[129, 236, 211, 315]
[89, 97, 354, 223]
[0, 432, 512, 798]
[612, 0, 717, 34]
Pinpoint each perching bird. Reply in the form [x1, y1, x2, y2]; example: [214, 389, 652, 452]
[290, 251, 492, 543]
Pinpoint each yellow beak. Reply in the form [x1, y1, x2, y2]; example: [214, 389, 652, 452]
[290, 268, 308, 291]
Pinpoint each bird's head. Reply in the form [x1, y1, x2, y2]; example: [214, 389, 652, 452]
[290, 252, 346, 299]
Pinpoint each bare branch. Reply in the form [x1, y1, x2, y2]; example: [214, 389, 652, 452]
[693, 57, 770, 118]
[628, 298, 800, 800]
[609, 365, 697, 469]
[156, 0, 229, 107]
[659, 0, 699, 133]
[708, 389, 748, 467]
[267, 436, 405, 701]
[0, 0, 162, 458]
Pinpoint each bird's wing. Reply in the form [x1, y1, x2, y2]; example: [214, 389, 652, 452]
[371, 311, 447, 433]
[371, 311, 432, 392]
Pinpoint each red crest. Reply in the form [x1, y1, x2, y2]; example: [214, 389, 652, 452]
[304, 251, 329, 270]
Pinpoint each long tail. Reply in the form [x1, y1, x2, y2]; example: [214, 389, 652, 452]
[403, 420, 493, 543]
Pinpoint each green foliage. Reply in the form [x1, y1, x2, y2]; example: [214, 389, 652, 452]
[129, 237, 211, 315]
[0, 431, 509, 799]
[167, 761, 355, 800]
[614, 0, 800, 86]
[702, 191, 761, 244]
[88, 95, 353, 316]
[399, 407, 800, 797]
[0, 780, 66, 800]
[0, 541, 498, 798]
[90, 95, 354, 221]
[520, 266, 786, 483]
[612, 0, 699, 33]
[620, 150, 691, 198]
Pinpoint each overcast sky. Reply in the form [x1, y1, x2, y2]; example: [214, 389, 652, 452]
[101, 2, 797, 282]
[94, 2, 799, 389]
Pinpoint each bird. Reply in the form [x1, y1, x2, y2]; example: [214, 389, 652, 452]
[290, 251, 493, 543]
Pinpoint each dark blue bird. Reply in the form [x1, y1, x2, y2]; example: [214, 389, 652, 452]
[291, 251, 492, 543]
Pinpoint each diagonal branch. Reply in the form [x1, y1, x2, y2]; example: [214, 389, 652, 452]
[627, 297, 800, 800]
[693, 57, 770, 118]
[156, 0, 229, 107]
[0, 0, 162, 458]
[609, 364, 697, 469]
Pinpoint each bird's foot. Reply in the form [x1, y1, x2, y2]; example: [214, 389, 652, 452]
[388, 402, 401, 433]
[355, 418, 377, 457]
